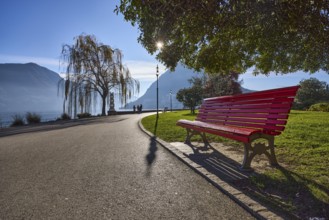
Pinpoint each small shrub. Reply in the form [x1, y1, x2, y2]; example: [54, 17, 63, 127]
[10, 114, 25, 127]
[77, 112, 91, 119]
[26, 112, 41, 124]
[60, 113, 71, 120]
[308, 102, 329, 112]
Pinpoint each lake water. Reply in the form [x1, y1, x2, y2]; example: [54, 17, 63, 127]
[0, 109, 156, 128]
[0, 111, 62, 128]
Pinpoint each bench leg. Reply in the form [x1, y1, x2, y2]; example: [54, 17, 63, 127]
[200, 132, 210, 147]
[241, 143, 254, 171]
[241, 135, 278, 171]
[184, 129, 210, 147]
[184, 128, 193, 145]
[266, 136, 278, 166]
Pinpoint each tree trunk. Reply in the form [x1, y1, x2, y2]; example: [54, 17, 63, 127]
[101, 95, 107, 116]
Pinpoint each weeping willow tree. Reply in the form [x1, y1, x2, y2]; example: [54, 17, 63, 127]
[60, 34, 139, 117]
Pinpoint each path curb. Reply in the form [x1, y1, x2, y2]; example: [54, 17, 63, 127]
[138, 118, 283, 220]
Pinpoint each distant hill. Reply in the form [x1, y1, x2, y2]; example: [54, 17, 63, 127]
[0, 63, 63, 113]
[241, 87, 254, 93]
[123, 65, 202, 110]
[123, 64, 254, 110]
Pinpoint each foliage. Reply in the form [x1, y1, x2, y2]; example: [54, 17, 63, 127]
[176, 77, 203, 114]
[10, 114, 25, 127]
[60, 34, 140, 117]
[116, 1, 329, 75]
[142, 110, 329, 218]
[308, 102, 329, 112]
[77, 112, 92, 119]
[203, 71, 242, 98]
[60, 113, 71, 120]
[25, 112, 41, 124]
[295, 78, 329, 110]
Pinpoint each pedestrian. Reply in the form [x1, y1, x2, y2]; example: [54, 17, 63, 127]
[133, 105, 136, 113]
[140, 104, 143, 113]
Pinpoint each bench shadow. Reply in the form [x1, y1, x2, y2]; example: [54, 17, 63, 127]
[184, 143, 252, 183]
[183, 142, 329, 219]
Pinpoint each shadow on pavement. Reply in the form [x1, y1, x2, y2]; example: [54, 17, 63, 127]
[145, 116, 159, 176]
[146, 136, 158, 166]
[184, 143, 250, 183]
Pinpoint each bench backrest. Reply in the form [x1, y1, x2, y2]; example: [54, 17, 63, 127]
[196, 86, 299, 136]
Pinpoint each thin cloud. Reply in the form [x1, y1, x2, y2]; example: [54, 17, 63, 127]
[125, 60, 166, 80]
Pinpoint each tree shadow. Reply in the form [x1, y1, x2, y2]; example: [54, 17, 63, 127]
[253, 166, 329, 219]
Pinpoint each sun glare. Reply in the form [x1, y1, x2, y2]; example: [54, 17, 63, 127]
[156, 41, 163, 49]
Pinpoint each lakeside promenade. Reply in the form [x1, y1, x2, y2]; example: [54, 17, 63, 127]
[0, 113, 254, 219]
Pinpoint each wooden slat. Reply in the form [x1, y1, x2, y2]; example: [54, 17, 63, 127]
[201, 103, 292, 110]
[196, 118, 285, 131]
[177, 120, 258, 143]
[205, 86, 299, 103]
[196, 112, 289, 120]
[199, 108, 291, 114]
[197, 117, 287, 125]
[203, 97, 295, 107]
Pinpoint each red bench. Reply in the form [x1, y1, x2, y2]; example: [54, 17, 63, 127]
[176, 86, 299, 171]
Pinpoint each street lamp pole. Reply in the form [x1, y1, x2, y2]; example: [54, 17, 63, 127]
[170, 90, 172, 112]
[155, 41, 163, 119]
[156, 65, 159, 118]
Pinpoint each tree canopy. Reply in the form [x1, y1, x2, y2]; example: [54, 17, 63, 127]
[116, 0, 329, 75]
[204, 71, 242, 97]
[60, 34, 139, 117]
[295, 77, 329, 109]
[176, 77, 203, 114]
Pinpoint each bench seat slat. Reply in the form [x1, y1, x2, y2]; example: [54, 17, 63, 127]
[205, 120, 285, 131]
[194, 118, 285, 132]
[176, 119, 258, 143]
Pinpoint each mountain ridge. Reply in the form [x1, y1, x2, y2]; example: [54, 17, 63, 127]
[0, 63, 63, 112]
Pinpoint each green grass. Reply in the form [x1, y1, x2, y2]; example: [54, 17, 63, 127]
[142, 110, 329, 218]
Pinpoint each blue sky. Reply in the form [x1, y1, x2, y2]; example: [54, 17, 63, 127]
[1, 0, 328, 97]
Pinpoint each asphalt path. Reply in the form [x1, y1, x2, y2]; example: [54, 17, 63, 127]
[0, 113, 255, 219]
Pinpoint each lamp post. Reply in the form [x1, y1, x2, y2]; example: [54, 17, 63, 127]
[156, 65, 159, 118]
[170, 90, 172, 112]
[155, 41, 163, 118]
